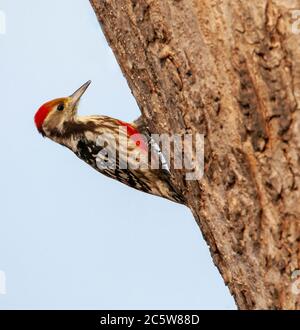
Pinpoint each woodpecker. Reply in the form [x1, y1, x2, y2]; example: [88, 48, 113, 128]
[34, 81, 184, 204]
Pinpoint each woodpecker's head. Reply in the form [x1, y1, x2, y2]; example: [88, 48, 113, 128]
[34, 80, 91, 136]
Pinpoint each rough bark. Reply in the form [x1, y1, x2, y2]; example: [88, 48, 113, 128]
[90, 0, 300, 309]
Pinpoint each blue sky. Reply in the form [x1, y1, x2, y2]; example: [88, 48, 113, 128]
[0, 0, 235, 309]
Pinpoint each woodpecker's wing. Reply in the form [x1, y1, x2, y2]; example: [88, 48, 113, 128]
[69, 115, 184, 204]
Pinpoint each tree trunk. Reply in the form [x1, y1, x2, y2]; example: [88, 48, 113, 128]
[90, 0, 300, 310]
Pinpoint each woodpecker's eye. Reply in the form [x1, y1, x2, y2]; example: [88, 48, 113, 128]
[57, 104, 64, 111]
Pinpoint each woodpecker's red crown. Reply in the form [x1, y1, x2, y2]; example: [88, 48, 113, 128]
[34, 98, 65, 134]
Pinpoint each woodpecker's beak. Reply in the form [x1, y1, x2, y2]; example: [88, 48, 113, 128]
[69, 80, 91, 110]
